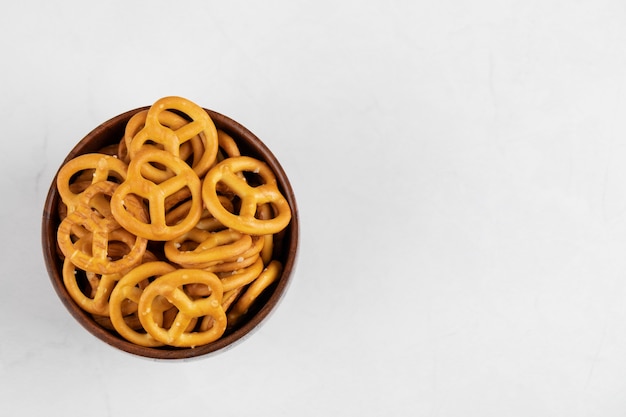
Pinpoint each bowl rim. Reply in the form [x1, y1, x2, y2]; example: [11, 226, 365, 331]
[41, 106, 299, 360]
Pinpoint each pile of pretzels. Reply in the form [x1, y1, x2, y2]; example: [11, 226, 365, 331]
[55, 96, 292, 348]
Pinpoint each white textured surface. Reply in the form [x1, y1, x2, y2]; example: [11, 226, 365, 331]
[2, 0, 626, 415]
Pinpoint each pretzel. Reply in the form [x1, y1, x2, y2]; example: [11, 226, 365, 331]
[62, 246, 157, 316]
[56, 153, 127, 214]
[57, 181, 148, 274]
[110, 148, 203, 241]
[138, 268, 227, 347]
[200, 234, 265, 272]
[202, 156, 291, 236]
[185, 255, 265, 295]
[63, 258, 119, 316]
[123, 109, 186, 159]
[163, 228, 252, 268]
[123, 108, 205, 181]
[228, 260, 283, 325]
[109, 261, 177, 347]
[128, 96, 218, 180]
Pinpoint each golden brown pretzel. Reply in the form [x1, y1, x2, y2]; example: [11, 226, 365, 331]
[123, 109, 186, 158]
[163, 228, 252, 268]
[138, 268, 227, 347]
[130, 96, 219, 179]
[202, 156, 291, 235]
[109, 261, 177, 347]
[63, 258, 120, 316]
[57, 181, 148, 274]
[201, 234, 265, 272]
[228, 260, 283, 325]
[110, 148, 203, 241]
[63, 242, 159, 317]
[123, 108, 204, 180]
[56, 153, 127, 214]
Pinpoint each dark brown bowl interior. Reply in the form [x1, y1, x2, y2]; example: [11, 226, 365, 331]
[41, 107, 298, 359]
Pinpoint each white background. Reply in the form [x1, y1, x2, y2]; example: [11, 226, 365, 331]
[2, 0, 626, 415]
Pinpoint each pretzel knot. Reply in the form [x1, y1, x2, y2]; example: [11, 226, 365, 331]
[138, 268, 227, 348]
[202, 156, 292, 235]
[110, 148, 203, 241]
[56, 153, 128, 214]
[57, 181, 148, 275]
[109, 261, 177, 347]
[127, 96, 218, 180]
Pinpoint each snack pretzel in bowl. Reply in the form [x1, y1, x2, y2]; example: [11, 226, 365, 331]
[42, 96, 299, 359]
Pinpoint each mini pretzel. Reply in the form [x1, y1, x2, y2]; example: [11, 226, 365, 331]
[185, 256, 265, 295]
[123, 108, 204, 181]
[163, 228, 252, 268]
[57, 181, 148, 274]
[228, 260, 283, 325]
[110, 148, 202, 241]
[202, 156, 291, 235]
[63, 245, 158, 317]
[63, 258, 119, 316]
[109, 261, 177, 347]
[129, 96, 218, 179]
[138, 269, 227, 347]
[56, 153, 127, 214]
[123, 109, 186, 158]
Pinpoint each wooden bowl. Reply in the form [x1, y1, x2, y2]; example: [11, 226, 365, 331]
[41, 107, 298, 359]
